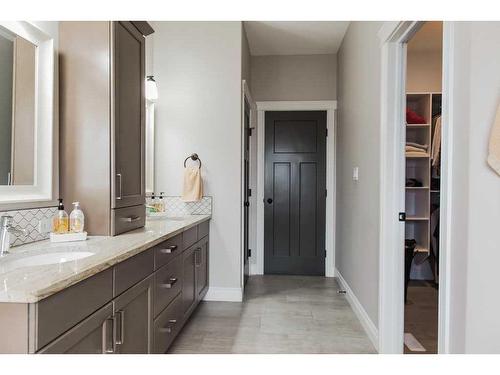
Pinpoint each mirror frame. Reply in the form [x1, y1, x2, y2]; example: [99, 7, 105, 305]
[0, 21, 57, 210]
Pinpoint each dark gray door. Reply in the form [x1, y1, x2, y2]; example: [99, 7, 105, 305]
[112, 21, 145, 209]
[182, 246, 197, 318]
[114, 276, 153, 354]
[195, 236, 209, 300]
[264, 111, 327, 275]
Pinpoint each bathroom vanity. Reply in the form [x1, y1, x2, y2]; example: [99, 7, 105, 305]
[0, 216, 210, 354]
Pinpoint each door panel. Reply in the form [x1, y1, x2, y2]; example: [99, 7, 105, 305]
[182, 246, 196, 318]
[114, 276, 153, 354]
[112, 21, 145, 208]
[264, 111, 326, 275]
[196, 236, 209, 300]
[38, 303, 114, 354]
[243, 99, 250, 284]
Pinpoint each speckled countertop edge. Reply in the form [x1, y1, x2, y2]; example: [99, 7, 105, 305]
[0, 215, 210, 303]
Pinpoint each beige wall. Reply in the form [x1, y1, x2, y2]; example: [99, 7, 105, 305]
[336, 21, 383, 328]
[406, 49, 442, 92]
[152, 22, 244, 294]
[250, 54, 336, 101]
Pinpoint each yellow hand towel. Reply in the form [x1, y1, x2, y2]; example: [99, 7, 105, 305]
[182, 166, 203, 202]
[488, 103, 500, 176]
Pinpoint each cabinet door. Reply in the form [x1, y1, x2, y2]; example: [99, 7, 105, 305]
[195, 236, 209, 301]
[38, 303, 114, 354]
[114, 276, 153, 354]
[112, 21, 145, 208]
[181, 246, 197, 319]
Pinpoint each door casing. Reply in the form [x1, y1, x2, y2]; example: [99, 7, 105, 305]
[254, 101, 337, 277]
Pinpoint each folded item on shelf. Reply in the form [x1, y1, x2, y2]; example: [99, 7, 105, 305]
[406, 141, 428, 151]
[406, 145, 427, 153]
[406, 108, 427, 124]
[406, 151, 429, 157]
[406, 178, 423, 187]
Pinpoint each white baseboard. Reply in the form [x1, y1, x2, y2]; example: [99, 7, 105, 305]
[335, 268, 379, 351]
[203, 287, 243, 302]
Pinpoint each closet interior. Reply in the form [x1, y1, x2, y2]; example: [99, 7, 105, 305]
[403, 22, 443, 354]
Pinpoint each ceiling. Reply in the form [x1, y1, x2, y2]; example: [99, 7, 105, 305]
[408, 22, 443, 52]
[243, 21, 350, 56]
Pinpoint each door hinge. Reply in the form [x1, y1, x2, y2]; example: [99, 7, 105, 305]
[325, 189, 327, 197]
[248, 128, 253, 136]
[248, 188, 252, 197]
[399, 212, 406, 222]
[326, 128, 328, 137]
[324, 250, 327, 258]
[248, 249, 252, 257]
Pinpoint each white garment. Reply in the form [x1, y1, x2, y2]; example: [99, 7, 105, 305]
[431, 116, 442, 167]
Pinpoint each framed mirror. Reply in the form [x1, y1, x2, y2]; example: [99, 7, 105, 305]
[0, 22, 57, 210]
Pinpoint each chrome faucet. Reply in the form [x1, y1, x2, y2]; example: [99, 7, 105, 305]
[0, 216, 28, 257]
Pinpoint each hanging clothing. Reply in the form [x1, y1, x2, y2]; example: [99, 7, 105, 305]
[487, 103, 500, 176]
[431, 116, 442, 167]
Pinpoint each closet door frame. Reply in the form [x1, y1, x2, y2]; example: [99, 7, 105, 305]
[378, 21, 455, 354]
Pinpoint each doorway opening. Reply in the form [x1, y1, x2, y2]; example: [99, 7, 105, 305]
[403, 21, 443, 354]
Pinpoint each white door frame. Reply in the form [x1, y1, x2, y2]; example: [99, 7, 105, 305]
[378, 22, 455, 353]
[252, 100, 337, 277]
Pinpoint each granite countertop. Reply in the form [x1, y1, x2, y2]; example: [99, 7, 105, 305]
[0, 215, 210, 304]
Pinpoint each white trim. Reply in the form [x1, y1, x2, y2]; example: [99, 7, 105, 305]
[335, 268, 379, 351]
[0, 21, 57, 210]
[203, 287, 243, 302]
[378, 21, 454, 354]
[253, 100, 337, 277]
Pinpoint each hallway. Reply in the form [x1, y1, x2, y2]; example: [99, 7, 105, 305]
[169, 275, 376, 353]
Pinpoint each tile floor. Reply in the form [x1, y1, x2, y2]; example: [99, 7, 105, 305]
[169, 275, 376, 354]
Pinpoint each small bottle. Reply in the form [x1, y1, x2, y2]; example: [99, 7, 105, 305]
[70, 202, 85, 233]
[153, 194, 161, 212]
[149, 193, 156, 213]
[53, 198, 69, 234]
[158, 192, 165, 212]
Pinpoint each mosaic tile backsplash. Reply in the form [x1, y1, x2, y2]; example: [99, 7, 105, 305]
[146, 196, 212, 216]
[0, 207, 57, 247]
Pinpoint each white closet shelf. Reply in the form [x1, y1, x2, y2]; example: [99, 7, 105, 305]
[406, 216, 429, 221]
[406, 153, 430, 158]
[406, 186, 429, 190]
[406, 123, 430, 128]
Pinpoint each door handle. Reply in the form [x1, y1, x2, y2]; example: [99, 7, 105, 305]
[116, 173, 122, 200]
[266, 198, 273, 204]
[160, 245, 178, 254]
[122, 216, 141, 222]
[159, 319, 177, 334]
[160, 277, 178, 289]
[115, 310, 125, 345]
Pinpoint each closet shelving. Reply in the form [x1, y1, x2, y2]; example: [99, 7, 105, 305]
[405, 92, 441, 255]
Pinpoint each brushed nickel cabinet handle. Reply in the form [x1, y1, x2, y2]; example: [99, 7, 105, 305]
[115, 310, 125, 345]
[159, 319, 177, 334]
[122, 216, 141, 222]
[116, 173, 122, 200]
[102, 317, 115, 354]
[160, 277, 178, 289]
[160, 245, 178, 254]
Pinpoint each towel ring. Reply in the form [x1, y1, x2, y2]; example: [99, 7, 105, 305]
[184, 153, 202, 169]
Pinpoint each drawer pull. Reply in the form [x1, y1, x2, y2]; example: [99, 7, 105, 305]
[160, 245, 178, 254]
[159, 319, 177, 334]
[160, 277, 178, 289]
[122, 216, 141, 223]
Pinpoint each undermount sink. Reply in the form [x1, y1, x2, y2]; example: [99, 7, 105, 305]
[0, 251, 94, 273]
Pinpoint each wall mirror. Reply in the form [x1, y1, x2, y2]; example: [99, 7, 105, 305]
[0, 22, 57, 210]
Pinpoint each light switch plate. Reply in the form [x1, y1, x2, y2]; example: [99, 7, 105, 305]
[352, 167, 359, 181]
[38, 218, 52, 234]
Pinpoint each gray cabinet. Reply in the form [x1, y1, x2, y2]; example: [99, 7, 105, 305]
[112, 21, 145, 210]
[182, 246, 197, 319]
[38, 303, 114, 354]
[114, 276, 153, 354]
[59, 21, 151, 236]
[196, 236, 209, 301]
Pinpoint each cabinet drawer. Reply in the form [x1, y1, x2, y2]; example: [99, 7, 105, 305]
[154, 256, 182, 317]
[183, 226, 197, 249]
[153, 293, 182, 354]
[36, 268, 113, 350]
[112, 205, 146, 236]
[154, 233, 183, 270]
[197, 220, 209, 240]
[114, 248, 154, 296]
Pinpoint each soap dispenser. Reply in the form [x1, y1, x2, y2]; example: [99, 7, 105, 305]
[53, 199, 69, 234]
[70, 202, 85, 233]
[158, 192, 165, 212]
